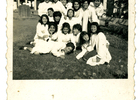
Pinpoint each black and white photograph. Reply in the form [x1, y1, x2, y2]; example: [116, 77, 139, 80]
[13, 0, 128, 79]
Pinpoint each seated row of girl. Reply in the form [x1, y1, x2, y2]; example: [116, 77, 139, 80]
[20, 21, 75, 59]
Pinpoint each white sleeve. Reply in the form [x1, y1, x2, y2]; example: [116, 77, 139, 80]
[36, 23, 44, 38]
[59, 2, 67, 15]
[76, 45, 87, 59]
[91, 8, 100, 24]
[82, 11, 89, 32]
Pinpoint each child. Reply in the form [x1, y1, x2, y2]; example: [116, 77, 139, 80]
[57, 22, 72, 44]
[20, 41, 75, 59]
[64, 9, 81, 30]
[47, 8, 54, 22]
[70, 24, 82, 49]
[32, 14, 50, 44]
[38, 0, 52, 16]
[76, 22, 112, 66]
[53, 11, 65, 32]
[73, 0, 83, 20]
[76, 31, 91, 59]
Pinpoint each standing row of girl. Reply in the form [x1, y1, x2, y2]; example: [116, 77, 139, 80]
[38, 0, 105, 32]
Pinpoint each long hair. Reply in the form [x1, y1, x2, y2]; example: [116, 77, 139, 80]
[72, 0, 81, 11]
[89, 22, 101, 34]
[39, 14, 49, 25]
[48, 22, 58, 34]
[61, 22, 71, 34]
[67, 9, 75, 17]
[79, 31, 91, 46]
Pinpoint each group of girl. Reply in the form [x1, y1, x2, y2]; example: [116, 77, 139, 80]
[20, 0, 112, 66]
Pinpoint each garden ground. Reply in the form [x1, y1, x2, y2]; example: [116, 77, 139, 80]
[13, 15, 128, 79]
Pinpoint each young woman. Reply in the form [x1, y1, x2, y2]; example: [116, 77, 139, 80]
[76, 31, 91, 59]
[76, 22, 112, 66]
[33, 14, 50, 44]
[57, 22, 72, 44]
[73, 0, 83, 20]
[70, 24, 82, 49]
[64, 9, 81, 30]
[47, 8, 54, 22]
[81, 0, 99, 32]
[53, 11, 65, 32]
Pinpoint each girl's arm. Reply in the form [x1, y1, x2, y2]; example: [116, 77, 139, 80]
[76, 45, 88, 59]
[36, 23, 45, 38]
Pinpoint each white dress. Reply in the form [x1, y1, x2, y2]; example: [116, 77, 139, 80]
[31, 40, 66, 57]
[34, 23, 49, 43]
[82, 7, 99, 32]
[51, 1, 67, 15]
[38, 2, 52, 16]
[57, 32, 72, 44]
[76, 32, 112, 66]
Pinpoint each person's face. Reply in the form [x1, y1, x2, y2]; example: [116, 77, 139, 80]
[63, 27, 69, 34]
[55, 16, 61, 22]
[83, 1, 89, 9]
[91, 25, 97, 33]
[54, 0, 58, 3]
[74, 2, 80, 10]
[64, 46, 73, 54]
[44, 0, 49, 3]
[60, 0, 67, 7]
[48, 25, 56, 34]
[68, 10, 74, 18]
[48, 10, 54, 17]
[83, 34, 89, 42]
[73, 28, 79, 36]
[42, 16, 48, 24]
[94, 0, 101, 8]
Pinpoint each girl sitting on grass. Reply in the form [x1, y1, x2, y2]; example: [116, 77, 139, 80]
[76, 22, 112, 66]
[28, 14, 50, 45]
[70, 24, 82, 49]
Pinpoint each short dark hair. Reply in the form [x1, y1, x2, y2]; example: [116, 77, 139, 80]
[73, 0, 81, 11]
[72, 24, 82, 32]
[79, 31, 91, 46]
[48, 22, 58, 34]
[39, 14, 49, 25]
[90, 22, 100, 34]
[67, 9, 75, 17]
[81, 0, 90, 5]
[66, 42, 75, 54]
[61, 22, 71, 34]
[48, 8, 54, 12]
[53, 11, 62, 18]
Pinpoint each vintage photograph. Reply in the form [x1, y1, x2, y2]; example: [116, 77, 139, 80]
[13, 0, 128, 79]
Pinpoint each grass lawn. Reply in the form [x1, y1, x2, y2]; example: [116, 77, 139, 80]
[13, 15, 128, 79]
